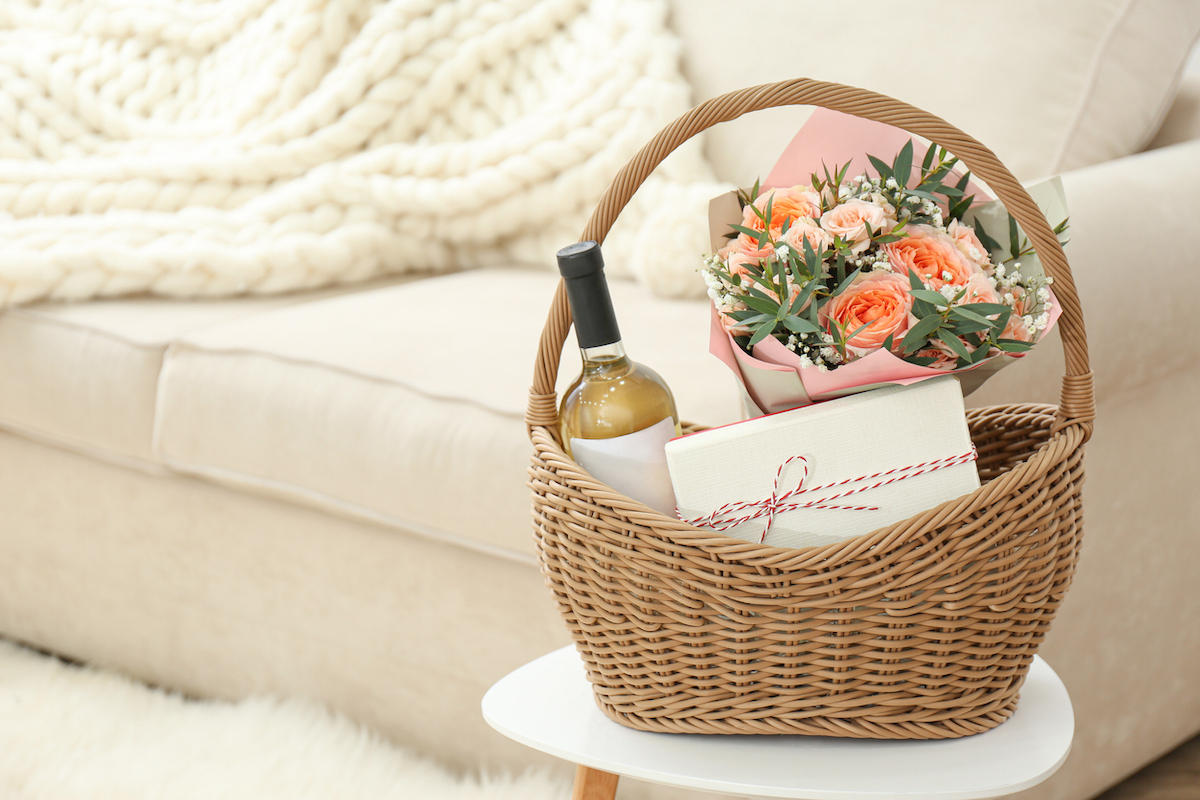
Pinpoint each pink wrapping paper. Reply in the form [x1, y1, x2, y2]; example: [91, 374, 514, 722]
[708, 109, 1064, 416]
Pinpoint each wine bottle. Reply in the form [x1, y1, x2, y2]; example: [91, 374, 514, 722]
[556, 241, 681, 516]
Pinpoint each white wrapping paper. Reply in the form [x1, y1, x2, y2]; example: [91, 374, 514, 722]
[665, 376, 980, 549]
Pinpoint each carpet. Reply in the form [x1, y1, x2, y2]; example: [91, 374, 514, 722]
[0, 638, 570, 799]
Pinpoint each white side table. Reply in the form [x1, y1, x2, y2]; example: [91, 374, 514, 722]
[482, 646, 1073, 800]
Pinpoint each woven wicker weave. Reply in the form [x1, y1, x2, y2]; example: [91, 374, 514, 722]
[525, 79, 1094, 739]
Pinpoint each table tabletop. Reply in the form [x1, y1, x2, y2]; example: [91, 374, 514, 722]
[482, 646, 1073, 800]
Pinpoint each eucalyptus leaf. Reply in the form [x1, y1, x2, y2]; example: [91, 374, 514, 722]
[745, 285, 776, 303]
[924, 164, 953, 184]
[921, 142, 937, 172]
[731, 312, 772, 326]
[911, 297, 938, 319]
[791, 277, 819, 314]
[802, 238, 818, 272]
[901, 314, 943, 353]
[948, 196, 973, 222]
[906, 188, 941, 203]
[868, 154, 893, 182]
[742, 295, 780, 316]
[910, 288, 952, 306]
[969, 336, 993, 362]
[947, 318, 993, 335]
[832, 266, 863, 297]
[783, 315, 821, 334]
[893, 139, 913, 188]
[836, 161, 852, 186]
[845, 321, 872, 343]
[936, 329, 972, 360]
[748, 323, 774, 348]
[973, 221, 1003, 255]
[964, 302, 1011, 318]
[950, 306, 990, 324]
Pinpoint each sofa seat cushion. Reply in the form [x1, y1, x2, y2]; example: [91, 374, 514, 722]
[151, 269, 744, 560]
[0, 289, 379, 468]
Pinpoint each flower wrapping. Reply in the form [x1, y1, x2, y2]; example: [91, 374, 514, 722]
[665, 376, 979, 549]
[706, 109, 1068, 415]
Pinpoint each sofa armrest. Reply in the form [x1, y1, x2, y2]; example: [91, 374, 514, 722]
[966, 136, 1200, 411]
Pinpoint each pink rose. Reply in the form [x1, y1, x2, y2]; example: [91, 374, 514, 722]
[820, 199, 895, 253]
[821, 271, 913, 359]
[947, 219, 990, 266]
[884, 224, 981, 289]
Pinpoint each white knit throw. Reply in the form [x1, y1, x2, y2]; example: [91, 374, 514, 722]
[0, 0, 726, 306]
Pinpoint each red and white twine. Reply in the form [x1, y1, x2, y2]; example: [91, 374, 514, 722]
[679, 446, 978, 543]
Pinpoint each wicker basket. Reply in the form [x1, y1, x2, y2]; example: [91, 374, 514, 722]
[525, 79, 1095, 740]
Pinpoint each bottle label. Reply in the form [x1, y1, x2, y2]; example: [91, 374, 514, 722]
[571, 417, 678, 517]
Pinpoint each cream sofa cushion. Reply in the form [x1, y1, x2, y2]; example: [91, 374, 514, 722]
[151, 269, 744, 559]
[0, 292, 365, 467]
[671, 0, 1200, 183]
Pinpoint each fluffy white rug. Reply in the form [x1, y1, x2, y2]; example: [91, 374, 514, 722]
[0, 0, 726, 306]
[0, 639, 570, 799]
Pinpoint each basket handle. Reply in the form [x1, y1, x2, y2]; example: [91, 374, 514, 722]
[527, 78, 1094, 441]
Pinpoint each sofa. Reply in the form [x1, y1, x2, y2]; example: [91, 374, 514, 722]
[2, 2, 1199, 799]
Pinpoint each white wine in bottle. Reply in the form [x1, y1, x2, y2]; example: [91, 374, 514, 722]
[556, 240, 681, 515]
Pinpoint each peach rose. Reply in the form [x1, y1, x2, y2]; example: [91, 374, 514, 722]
[718, 245, 758, 280]
[947, 219, 990, 267]
[958, 272, 999, 306]
[820, 199, 895, 253]
[718, 305, 752, 337]
[821, 271, 913, 359]
[720, 236, 771, 265]
[915, 342, 964, 370]
[884, 224, 981, 289]
[1000, 286, 1035, 343]
[737, 186, 821, 252]
[781, 218, 833, 256]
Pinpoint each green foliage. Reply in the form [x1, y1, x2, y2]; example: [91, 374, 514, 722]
[704, 137, 1062, 372]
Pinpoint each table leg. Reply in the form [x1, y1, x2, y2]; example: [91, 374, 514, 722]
[571, 765, 620, 800]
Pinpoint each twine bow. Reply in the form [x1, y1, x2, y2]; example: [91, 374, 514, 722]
[681, 447, 978, 543]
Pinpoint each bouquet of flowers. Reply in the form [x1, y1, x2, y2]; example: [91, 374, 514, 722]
[705, 114, 1067, 414]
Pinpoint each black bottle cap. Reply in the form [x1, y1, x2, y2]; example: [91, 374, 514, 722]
[556, 241, 621, 349]
[556, 240, 605, 278]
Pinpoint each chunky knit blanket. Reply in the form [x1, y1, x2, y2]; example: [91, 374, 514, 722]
[0, 0, 724, 306]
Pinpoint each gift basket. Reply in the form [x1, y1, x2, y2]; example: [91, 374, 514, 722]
[525, 79, 1094, 739]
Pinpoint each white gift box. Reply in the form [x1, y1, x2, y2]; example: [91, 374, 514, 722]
[665, 376, 980, 549]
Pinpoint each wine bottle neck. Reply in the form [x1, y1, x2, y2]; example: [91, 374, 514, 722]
[563, 269, 621, 350]
[581, 340, 628, 366]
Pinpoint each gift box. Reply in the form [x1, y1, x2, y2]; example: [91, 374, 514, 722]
[665, 375, 980, 549]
